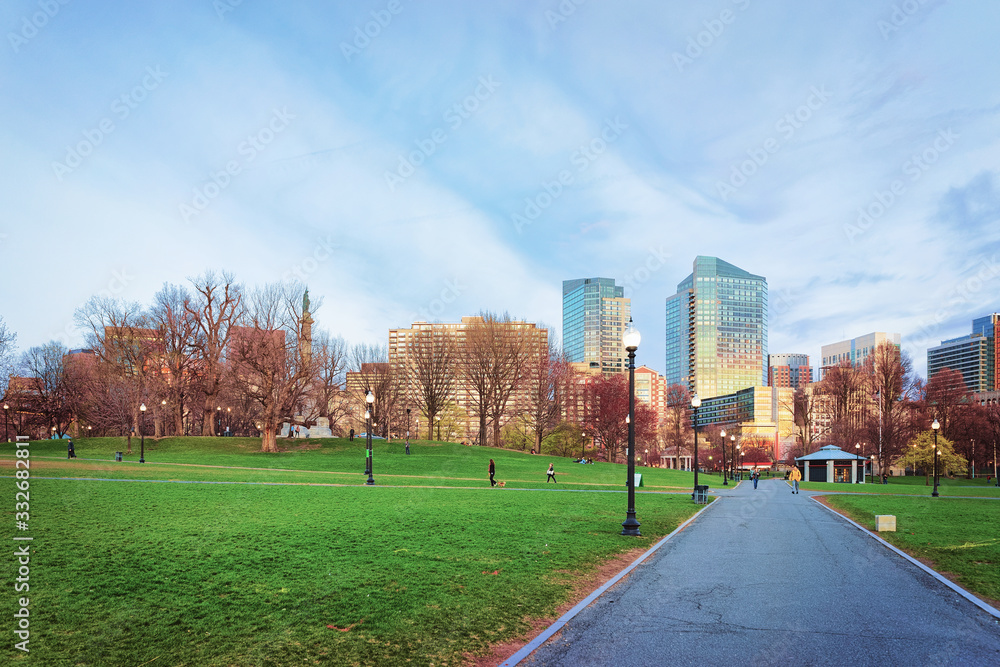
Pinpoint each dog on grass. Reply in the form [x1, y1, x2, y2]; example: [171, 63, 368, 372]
[497, 481, 506, 487]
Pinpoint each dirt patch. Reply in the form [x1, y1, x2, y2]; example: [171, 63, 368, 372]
[467, 545, 650, 666]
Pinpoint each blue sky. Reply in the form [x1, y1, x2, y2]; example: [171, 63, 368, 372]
[2, 0, 999, 381]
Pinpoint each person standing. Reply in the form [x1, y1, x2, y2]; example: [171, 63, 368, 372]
[489, 459, 497, 487]
[789, 466, 802, 494]
[546, 463, 557, 483]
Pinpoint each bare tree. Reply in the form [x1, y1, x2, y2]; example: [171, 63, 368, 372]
[0, 317, 16, 401]
[310, 330, 349, 430]
[75, 296, 157, 444]
[186, 271, 243, 437]
[820, 361, 867, 449]
[407, 328, 457, 439]
[520, 334, 568, 453]
[863, 341, 918, 474]
[151, 283, 200, 437]
[349, 343, 399, 439]
[789, 386, 825, 455]
[19, 342, 76, 436]
[663, 384, 691, 468]
[228, 283, 314, 452]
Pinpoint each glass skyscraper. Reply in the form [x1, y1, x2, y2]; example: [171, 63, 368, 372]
[563, 277, 630, 375]
[665, 256, 768, 398]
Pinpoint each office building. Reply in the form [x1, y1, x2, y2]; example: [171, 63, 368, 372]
[562, 277, 630, 376]
[665, 256, 768, 399]
[927, 313, 1000, 392]
[768, 353, 812, 390]
[820, 332, 900, 379]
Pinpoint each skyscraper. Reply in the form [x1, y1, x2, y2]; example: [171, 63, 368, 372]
[562, 278, 630, 375]
[665, 256, 768, 399]
[927, 313, 1000, 391]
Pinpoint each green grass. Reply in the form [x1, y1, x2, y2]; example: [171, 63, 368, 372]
[796, 474, 1000, 497]
[825, 494, 1000, 605]
[2, 438, 703, 666]
[12, 436, 706, 490]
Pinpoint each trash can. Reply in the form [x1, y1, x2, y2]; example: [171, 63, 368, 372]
[694, 485, 709, 504]
[115, 452, 123, 462]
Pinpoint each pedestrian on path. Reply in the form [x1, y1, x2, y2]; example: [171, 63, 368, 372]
[752, 469, 759, 489]
[546, 463, 557, 483]
[67, 438, 76, 459]
[789, 465, 801, 494]
[489, 459, 497, 487]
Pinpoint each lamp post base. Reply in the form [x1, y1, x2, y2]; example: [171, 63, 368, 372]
[621, 514, 641, 536]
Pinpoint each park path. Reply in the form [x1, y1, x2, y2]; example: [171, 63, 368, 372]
[518, 478, 1000, 666]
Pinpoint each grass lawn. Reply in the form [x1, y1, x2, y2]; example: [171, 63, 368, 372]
[797, 473, 1000, 497]
[824, 494, 1000, 607]
[2, 437, 703, 666]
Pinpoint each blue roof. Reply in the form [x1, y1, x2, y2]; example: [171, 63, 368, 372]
[795, 445, 867, 462]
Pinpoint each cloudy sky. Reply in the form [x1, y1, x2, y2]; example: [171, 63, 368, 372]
[2, 0, 999, 381]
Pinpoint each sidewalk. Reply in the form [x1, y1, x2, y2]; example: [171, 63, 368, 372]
[517, 478, 1000, 666]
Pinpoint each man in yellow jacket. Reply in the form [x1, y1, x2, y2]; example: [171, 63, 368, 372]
[789, 466, 802, 494]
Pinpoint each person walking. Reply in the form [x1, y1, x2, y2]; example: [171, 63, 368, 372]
[489, 459, 497, 487]
[789, 465, 802, 494]
[752, 469, 759, 490]
[546, 463, 557, 483]
[67, 438, 76, 459]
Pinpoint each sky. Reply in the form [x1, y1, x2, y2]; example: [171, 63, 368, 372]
[2, 0, 999, 382]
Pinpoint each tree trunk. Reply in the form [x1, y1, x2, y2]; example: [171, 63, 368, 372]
[260, 419, 279, 453]
[175, 404, 184, 436]
[203, 396, 217, 436]
[479, 414, 487, 446]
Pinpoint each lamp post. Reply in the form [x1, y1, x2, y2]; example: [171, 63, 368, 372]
[3, 403, 9, 443]
[581, 432, 587, 460]
[735, 444, 741, 480]
[855, 443, 861, 483]
[730, 434, 736, 480]
[721, 429, 728, 485]
[621, 318, 641, 536]
[366, 390, 375, 485]
[931, 418, 940, 497]
[435, 415, 441, 441]
[139, 403, 147, 463]
[644, 448, 649, 467]
[691, 394, 701, 499]
[406, 408, 411, 454]
[870, 454, 875, 484]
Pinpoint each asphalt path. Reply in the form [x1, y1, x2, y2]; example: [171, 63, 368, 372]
[520, 478, 1000, 666]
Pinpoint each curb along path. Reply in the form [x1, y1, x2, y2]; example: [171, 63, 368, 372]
[518, 478, 1000, 666]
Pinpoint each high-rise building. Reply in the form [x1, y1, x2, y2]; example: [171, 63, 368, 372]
[562, 278, 630, 376]
[927, 313, 1000, 392]
[768, 353, 812, 390]
[665, 256, 768, 399]
[387, 317, 549, 440]
[819, 332, 901, 379]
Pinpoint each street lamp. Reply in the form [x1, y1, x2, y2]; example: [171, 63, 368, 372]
[691, 394, 701, 500]
[435, 414, 441, 441]
[621, 318, 641, 536]
[730, 434, 736, 480]
[644, 448, 649, 467]
[3, 403, 9, 443]
[855, 443, 861, 483]
[139, 403, 147, 463]
[406, 408, 411, 455]
[366, 390, 375, 485]
[721, 429, 728, 485]
[932, 418, 940, 497]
